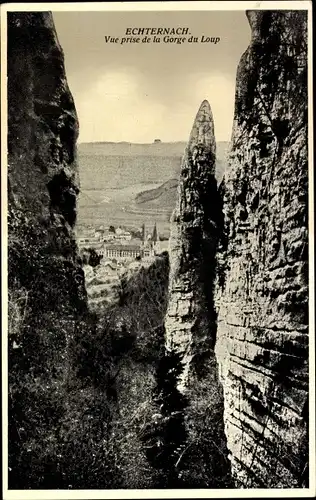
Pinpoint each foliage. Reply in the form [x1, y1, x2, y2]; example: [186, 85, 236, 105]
[139, 349, 189, 488]
[7, 209, 116, 488]
[178, 359, 233, 488]
[85, 252, 171, 488]
[8, 244, 171, 488]
[8, 298, 119, 488]
[108, 252, 170, 362]
[80, 247, 102, 267]
[8, 227, 231, 489]
[8, 286, 29, 340]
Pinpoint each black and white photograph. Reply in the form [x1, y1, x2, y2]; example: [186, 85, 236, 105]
[1, 1, 314, 497]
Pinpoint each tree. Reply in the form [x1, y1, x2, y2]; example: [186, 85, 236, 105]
[140, 348, 188, 487]
[88, 248, 101, 267]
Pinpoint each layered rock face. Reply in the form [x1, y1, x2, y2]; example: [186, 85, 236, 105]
[165, 100, 220, 388]
[164, 101, 231, 487]
[7, 13, 87, 486]
[215, 10, 308, 487]
[8, 12, 86, 322]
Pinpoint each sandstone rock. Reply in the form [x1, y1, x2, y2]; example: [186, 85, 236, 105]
[7, 13, 88, 486]
[165, 100, 219, 387]
[164, 101, 232, 487]
[215, 10, 308, 488]
[7, 12, 86, 317]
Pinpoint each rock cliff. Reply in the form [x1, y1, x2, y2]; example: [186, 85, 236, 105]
[7, 12, 88, 487]
[164, 10, 308, 489]
[164, 101, 231, 486]
[215, 10, 308, 488]
[165, 100, 219, 388]
[8, 11, 86, 327]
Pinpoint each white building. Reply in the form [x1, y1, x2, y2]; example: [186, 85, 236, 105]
[114, 231, 132, 242]
[104, 244, 142, 260]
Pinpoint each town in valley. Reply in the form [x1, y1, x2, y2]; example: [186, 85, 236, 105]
[76, 221, 169, 310]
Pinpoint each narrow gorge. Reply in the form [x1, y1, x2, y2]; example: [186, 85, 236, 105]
[7, 8, 309, 491]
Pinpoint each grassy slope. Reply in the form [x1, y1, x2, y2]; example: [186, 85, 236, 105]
[78, 141, 229, 191]
[77, 141, 230, 227]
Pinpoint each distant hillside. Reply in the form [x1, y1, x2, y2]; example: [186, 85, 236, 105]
[77, 140, 230, 228]
[78, 141, 229, 191]
[78, 142, 186, 190]
[135, 141, 230, 210]
[78, 141, 187, 157]
[135, 178, 179, 206]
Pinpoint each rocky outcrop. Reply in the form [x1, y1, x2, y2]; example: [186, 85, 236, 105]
[7, 13, 88, 487]
[165, 100, 219, 388]
[164, 10, 308, 489]
[215, 10, 308, 488]
[164, 101, 231, 487]
[8, 12, 86, 321]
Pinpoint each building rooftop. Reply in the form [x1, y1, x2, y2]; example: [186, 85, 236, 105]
[105, 244, 141, 252]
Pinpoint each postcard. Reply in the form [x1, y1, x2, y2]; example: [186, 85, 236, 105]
[1, 1, 314, 498]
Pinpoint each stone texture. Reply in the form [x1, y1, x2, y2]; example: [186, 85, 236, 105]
[215, 10, 308, 488]
[7, 12, 87, 319]
[165, 100, 220, 389]
[7, 14, 88, 485]
[164, 101, 232, 487]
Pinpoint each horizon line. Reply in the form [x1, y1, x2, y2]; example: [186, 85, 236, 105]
[77, 139, 231, 145]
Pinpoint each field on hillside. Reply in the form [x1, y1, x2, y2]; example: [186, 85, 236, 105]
[77, 183, 172, 235]
[77, 141, 230, 235]
[78, 154, 183, 190]
[78, 141, 187, 157]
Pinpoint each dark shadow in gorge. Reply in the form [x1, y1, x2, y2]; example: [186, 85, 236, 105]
[139, 175, 233, 488]
[178, 175, 233, 488]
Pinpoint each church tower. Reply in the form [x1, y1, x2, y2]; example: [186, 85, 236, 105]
[141, 223, 146, 245]
[151, 222, 160, 254]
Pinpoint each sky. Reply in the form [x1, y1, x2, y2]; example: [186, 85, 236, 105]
[53, 11, 251, 144]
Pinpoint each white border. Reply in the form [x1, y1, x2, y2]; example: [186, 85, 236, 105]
[0, 1, 314, 11]
[1, 2, 314, 499]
